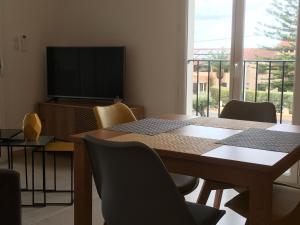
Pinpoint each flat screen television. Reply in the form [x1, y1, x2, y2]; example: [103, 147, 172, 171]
[47, 46, 125, 100]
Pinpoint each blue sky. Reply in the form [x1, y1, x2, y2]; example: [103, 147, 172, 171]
[193, 0, 279, 49]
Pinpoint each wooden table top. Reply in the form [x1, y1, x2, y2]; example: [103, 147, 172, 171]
[71, 115, 300, 173]
[70, 115, 300, 225]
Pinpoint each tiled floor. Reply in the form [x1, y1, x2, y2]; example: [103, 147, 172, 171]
[0, 149, 246, 225]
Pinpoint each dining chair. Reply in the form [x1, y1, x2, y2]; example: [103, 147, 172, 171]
[225, 183, 300, 225]
[219, 100, 277, 123]
[40, 140, 74, 204]
[198, 100, 277, 208]
[93, 103, 199, 195]
[94, 102, 137, 129]
[84, 135, 226, 225]
[0, 169, 21, 225]
[22, 113, 74, 205]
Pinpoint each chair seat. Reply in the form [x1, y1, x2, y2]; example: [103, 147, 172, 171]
[225, 184, 300, 224]
[186, 202, 225, 225]
[170, 173, 199, 195]
[45, 141, 74, 152]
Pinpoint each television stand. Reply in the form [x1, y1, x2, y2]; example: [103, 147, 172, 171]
[46, 97, 60, 103]
[38, 100, 144, 140]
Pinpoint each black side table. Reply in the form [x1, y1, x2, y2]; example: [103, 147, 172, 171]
[0, 129, 22, 140]
[0, 129, 22, 169]
[1, 135, 54, 207]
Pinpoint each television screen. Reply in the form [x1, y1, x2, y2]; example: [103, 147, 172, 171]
[47, 47, 125, 100]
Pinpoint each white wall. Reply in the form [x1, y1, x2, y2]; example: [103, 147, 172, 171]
[1, 0, 55, 128]
[0, 0, 189, 168]
[47, 0, 188, 116]
[0, 0, 189, 129]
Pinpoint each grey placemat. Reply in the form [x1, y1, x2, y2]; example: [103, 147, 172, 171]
[108, 118, 191, 135]
[217, 128, 300, 153]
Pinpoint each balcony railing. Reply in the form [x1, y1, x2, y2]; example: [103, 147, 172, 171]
[188, 59, 295, 123]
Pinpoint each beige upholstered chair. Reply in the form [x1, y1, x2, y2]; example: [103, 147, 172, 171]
[225, 183, 300, 225]
[198, 100, 277, 209]
[219, 100, 277, 123]
[93, 103, 199, 195]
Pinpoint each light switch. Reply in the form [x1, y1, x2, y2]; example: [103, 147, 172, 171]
[20, 35, 28, 52]
[13, 36, 20, 51]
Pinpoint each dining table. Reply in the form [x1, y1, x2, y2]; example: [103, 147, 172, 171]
[70, 114, 300, 225]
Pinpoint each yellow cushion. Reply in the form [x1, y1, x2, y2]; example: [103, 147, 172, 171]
[93, 103, 136, 129]
[45, 141, 74, 152]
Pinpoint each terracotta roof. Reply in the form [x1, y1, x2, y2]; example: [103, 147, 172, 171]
[243, 48, 277, 60]
[277, 40, 295, 48]
[194, 48, 277, 60]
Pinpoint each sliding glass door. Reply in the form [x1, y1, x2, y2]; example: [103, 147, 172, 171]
[188, 0, 300, 184]
[188, 0, 233, 117]
[242, 0, 298, 124]
[242, 0, 299, 183]
[188, 0, 299, 125]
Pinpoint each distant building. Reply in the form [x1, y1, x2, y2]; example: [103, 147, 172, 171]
[192, 48, 279, 94]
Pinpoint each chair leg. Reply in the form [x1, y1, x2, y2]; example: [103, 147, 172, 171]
[10, 147, 14, 169]
[7, 146, 11, 169]
[70, 152, 74, 203]
[53, 152, 57, 191]
[24, 147, 28, 190]
[197, 181, 212, 204]
[32, 150, 35, 205]
[213, 189, 223, 209]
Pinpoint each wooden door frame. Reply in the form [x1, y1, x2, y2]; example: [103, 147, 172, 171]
[0, 0, 5, 129]
[229, 0, 245, 100]
[293, 0, 300, 126]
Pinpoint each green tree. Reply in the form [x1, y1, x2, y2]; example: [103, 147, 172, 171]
[256, 0, 298, 92]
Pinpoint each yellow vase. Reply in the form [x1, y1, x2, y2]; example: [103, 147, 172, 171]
[23, 113, 42, 141]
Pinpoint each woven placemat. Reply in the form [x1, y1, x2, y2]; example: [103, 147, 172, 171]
[190, 117, 274, 130]
[218, 128, 300, 153]
[109, 133, 221, 155]
[108, 118, 192, 136]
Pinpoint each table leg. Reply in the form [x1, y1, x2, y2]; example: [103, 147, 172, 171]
[42, 147, 46, 206]
[10, 146, 14, 169]
[70, 152, 74, 203]
[32, 150, 35, 205]
[24, 147, 28, 190]
[248, 178, 273, 225]
[53, 152, 57, 191]
[7, 146, 11, 169]
[74, 141, 92, 225]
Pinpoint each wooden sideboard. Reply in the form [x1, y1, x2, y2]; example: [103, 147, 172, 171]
[38, 100, 144, 141]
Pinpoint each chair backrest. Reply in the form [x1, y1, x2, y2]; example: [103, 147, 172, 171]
[93, 103, 137, 129]
[84, 136, 197, 225]
[0, 169, 21, 225]
[220, 100, 277, 123]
